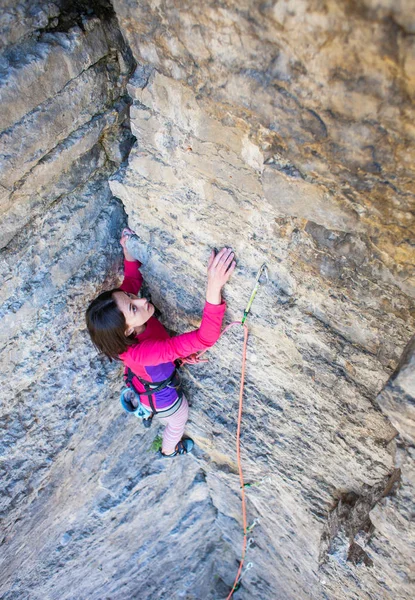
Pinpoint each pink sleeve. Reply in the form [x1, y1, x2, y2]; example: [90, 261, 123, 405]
[128, 301, 226, 366]
[119, 259, 143, 295]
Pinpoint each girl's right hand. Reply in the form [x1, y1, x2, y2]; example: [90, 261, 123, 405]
[206, 248, 236, 304]
[120, 228, 136, 262]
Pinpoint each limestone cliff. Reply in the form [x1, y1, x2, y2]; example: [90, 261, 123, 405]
[1, 1, 414, 600]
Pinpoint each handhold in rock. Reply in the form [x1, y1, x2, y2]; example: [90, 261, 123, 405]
[124, 230, 149, 263]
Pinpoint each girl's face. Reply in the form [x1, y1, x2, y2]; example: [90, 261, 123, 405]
[113, 291, 155, 335]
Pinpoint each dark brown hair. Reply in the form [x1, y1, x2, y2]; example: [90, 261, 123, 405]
[85, 289, 137, 360]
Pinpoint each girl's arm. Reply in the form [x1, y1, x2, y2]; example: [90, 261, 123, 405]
[120, 259, 143, 295]
[119, 230, 143, 295]
[126, 300, 226, 366]
[125, 247, 236, 366]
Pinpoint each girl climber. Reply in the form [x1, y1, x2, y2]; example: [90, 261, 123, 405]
[86, 229, 236, 457]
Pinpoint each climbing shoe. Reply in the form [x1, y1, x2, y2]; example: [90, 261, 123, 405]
[160, 438, 194, 458]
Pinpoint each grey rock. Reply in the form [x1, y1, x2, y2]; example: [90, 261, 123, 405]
[377, 336, 415, 444]
[0, 60, 116, 189]
[0, 17, 109, 132]
[1, 2, 415, 600]
[0, 110, 120, 249]
[0, 2, 60, 50]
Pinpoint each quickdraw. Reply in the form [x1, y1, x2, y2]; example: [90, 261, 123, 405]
[241, 263, 269, 325]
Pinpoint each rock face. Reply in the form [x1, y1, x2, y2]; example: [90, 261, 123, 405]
[0, 1, 136, 595]
[1, 1, 414, 600]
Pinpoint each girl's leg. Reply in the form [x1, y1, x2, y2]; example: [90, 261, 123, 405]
[158, 396, 189, 455]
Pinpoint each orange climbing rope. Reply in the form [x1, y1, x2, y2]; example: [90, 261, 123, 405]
[181, 263, 268, 596]
[226, 322, 249, 599]
[181, 322, 250, 598]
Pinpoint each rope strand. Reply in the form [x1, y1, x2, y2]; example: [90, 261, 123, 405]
[226, 323, 249, 599]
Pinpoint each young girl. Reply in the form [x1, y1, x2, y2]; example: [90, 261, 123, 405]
[86, 230, 236, 457]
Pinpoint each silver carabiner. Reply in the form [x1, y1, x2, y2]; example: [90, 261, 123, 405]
[256, 263, 269, 286]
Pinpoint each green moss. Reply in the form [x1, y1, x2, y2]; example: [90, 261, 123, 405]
[149, 434, 162, 452]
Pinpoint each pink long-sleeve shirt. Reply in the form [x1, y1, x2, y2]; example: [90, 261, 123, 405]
[119, 260, 226, 409]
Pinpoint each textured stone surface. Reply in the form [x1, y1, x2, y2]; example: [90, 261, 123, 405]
[108, 1, 414, 598]
[113, 0, 415, 294]
[0, 2, 136, 596]
[0, 2, 60, 50]
[0, 18, 109, 132]
[1, 1, 415, 600]
[377, 336, 415, 444]
[108, 66, 414, 596]
[1, 60, 115, 188]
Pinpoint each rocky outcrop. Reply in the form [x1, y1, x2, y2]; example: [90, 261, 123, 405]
[377, 335, 415, 443]
[1, 1, 414, 600]
[0, 0, 135, 590]
[109, 1, 414, 598]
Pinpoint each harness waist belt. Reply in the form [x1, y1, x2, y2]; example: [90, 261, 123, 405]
[125, 368, 181, 413]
